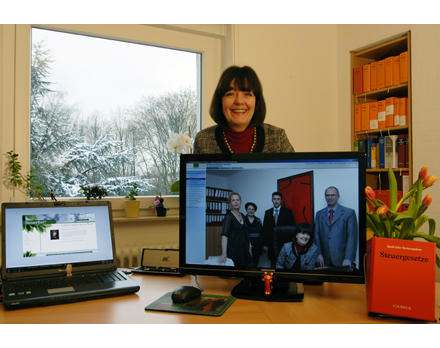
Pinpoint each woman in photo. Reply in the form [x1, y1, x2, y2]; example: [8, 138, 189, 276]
[219, 192, 252, 268]
[244, 202, 263, 268]
[276, 222, 319, 271]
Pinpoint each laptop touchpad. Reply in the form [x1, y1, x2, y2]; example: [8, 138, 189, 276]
[48, 286, 75, 294]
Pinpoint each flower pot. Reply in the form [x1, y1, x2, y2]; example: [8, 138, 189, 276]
[124, 200, 140, 218]
[366, 236, 436, 321]
[156, 206, 167, 217]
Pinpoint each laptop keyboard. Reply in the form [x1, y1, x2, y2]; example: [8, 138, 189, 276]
[5, 271, 126, 298]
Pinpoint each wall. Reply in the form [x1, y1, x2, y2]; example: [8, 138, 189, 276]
[232, 24, 339, 152]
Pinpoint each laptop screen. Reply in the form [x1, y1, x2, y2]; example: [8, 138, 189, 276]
[2, 201, 115, 274]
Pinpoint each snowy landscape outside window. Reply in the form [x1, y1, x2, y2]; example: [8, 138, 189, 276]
[30, 28, 201, 197]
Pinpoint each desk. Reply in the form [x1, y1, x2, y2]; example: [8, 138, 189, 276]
[0, 275, 438, 324]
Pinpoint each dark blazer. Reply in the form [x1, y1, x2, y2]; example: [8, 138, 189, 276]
[193, 123, 294, 154]
[262, 206, 295, 263]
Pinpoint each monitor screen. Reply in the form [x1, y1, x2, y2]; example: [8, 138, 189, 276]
[179, 152, 366, 301]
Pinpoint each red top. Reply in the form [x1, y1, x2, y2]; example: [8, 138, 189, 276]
[223, 127, 255, 153]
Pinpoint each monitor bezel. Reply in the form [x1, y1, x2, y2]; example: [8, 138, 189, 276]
[179, 152, 367, 284]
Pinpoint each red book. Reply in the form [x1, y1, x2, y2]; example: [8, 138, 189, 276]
[384, 57, 393, 87]
[370, 61, 377, 91]
[392, 55, 400, 86]
[363, 64, 371, 92]
[354, 104, 361, 132]
[367, 237, 436, 321]
[400, 51, 408, 83]
[361, 103, 370, 131]
[376, 59, 385, 89]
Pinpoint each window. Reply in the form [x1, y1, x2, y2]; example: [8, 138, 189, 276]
[31, 27, 200, 197]
[1, 24, 224, 201]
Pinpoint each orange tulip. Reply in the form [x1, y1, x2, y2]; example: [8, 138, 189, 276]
[376, 205, 388, 215]
[422, 194, 432, 207]
[365, 186, 376, 200]
[423, 175, 437, 188]
[418, 166, 429, 180]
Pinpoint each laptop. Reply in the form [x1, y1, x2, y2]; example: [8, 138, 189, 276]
[1, 200, 140, 309]
[132, 248, 182, 276]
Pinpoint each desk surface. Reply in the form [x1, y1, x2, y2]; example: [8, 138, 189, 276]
[0, 274, 438, 324]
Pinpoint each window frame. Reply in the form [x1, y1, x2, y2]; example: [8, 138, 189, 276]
[1, 24, 226, 206]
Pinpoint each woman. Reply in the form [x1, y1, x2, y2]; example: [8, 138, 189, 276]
[276, 222, 319, 271]
[193, 65, 294, 154]
[219, 192, 252, 268]
[244, 202, 263, 268]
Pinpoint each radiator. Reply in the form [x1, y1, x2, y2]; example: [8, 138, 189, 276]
[116, 244, 178, 268]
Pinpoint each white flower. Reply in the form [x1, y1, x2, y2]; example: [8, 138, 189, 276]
[167, 133, 192, 154]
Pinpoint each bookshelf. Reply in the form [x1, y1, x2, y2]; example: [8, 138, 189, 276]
[205, 186, 232, 258]
[351, 31, 412, 191]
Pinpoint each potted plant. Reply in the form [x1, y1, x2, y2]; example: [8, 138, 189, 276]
[124, 183, 140, 218]
[153, 195, 167, 217]
[4, 150, 44, 200]
[365, 166, 438, 321]
[79, 184, 108, 200]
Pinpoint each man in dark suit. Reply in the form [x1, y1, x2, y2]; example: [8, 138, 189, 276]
[262, 191, 295, 267]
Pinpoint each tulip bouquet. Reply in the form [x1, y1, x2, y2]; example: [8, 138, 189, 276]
[365, 166, 440, 266]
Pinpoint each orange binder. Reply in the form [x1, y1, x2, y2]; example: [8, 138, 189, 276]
[384, 57, 393, 88]
[354, 104, 361, 132]
[361, 102, 370, 131]
[400, 51, 408, 83]
[377, 100, 386, 129]
[369, 101, 378, 130]
[367, 237, 436, 321]
[370, 61, 377, 91]
[376, 59, 385, 90]
[353, 66, 363, 94]
[385, 97, 395, 127]
[392, 56, 400, 86]
[399, 97, 408, 126]
[363, 64, 371, 92]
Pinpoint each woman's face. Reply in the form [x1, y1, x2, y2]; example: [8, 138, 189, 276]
[246, 205, 256, 217]
[296, 232, 310, 246]
[222, 81, 256, 132]
[230, 194, 241, 210]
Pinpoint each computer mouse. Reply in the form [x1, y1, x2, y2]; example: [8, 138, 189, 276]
[171, 285, 202, 304]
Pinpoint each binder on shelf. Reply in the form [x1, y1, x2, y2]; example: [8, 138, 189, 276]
[353, 140, 359, 152]
[397, 134, 406, 168]
[376, 59, 385, 90]
[371, 142, 377, 169]
[392, 55, 400, 86]
[385, 135, 398, 169]
[361, 102, 370, 131]
[363, 63, 371, 92]
[399, 97, 408, 126]
[404, 135, 409, 168]
[353, 66, 363, 94]
[384, 56, 393, 88]
[377, 100, 386, 129]
[367, 138, 377, 169]
[370, 61, 377, 91]
[354, 104, 361, 132]
[369, 101, 378, 130]
[400, 51, 408, 83]
[385, 97, 397, 128]
[378, 136, 385, 169]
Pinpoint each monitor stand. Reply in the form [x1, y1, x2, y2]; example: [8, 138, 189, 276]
[231, 277, 304, 302]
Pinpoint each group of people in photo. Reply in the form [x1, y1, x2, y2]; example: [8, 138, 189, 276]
[218, 187, 358, 272]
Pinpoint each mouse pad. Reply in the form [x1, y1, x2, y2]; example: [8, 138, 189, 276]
[145, 292, 235, 316]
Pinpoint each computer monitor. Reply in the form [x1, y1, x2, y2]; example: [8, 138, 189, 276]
[179, 152, 366, 301]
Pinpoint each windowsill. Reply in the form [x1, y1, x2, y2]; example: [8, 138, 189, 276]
[113, 215, 179, 223]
